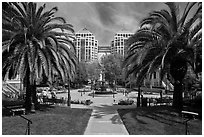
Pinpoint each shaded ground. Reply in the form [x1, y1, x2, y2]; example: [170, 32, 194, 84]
[2, 106, 92, 135]
[118, 106, 202, 135]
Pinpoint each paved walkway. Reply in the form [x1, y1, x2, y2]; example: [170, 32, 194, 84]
[55, 88, 173, 135]
[57, 89, 136, 135]
[84, 103, 129, 135]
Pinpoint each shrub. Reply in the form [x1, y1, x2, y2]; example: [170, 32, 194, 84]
[71, 99, 93, 105]
[118, 99, 134, 105]
[94, 91, 117, 94]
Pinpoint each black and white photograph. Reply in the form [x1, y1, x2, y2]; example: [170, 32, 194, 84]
[2, 1, 202, 135]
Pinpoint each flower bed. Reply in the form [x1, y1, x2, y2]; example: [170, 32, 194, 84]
[71, 99, 93, 105]
[78, 89, 92, 92]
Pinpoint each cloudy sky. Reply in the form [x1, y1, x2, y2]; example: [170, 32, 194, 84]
[41, 2, 187, 45]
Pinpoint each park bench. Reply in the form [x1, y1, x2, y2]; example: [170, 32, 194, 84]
[43, 98, 55, 104]
[3, 99, 26, 116]
[154, 98, 172, 106]
[5, 105, 25, 116]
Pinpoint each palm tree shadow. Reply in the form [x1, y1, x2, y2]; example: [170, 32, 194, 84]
[131, 106, 182, 126]
[36, 104, 55, 112]
[110, 114, 123, 124]
[90, 104, 124, 124]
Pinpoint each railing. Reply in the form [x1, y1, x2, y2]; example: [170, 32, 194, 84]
[182, 111, 198, 135]
[6, 83, 20, 95]
[3, 106, 32, 135]
[2, 82, 20, 98]
[2, 88, 13, 98]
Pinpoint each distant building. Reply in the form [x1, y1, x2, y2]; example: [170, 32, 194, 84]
[98, 45, 111, 63]
[2, 74, 22, 99]
[111, 29, 134, 57]
[74, 28, 98, 62]
[143, 71, 161, 88]
[98, 45, 111, 54]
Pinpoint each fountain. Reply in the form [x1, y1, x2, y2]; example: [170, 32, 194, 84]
[89, 81, 117, 96]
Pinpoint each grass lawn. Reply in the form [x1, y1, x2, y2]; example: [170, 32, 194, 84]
[118, 106, 202, 135]
[2, 105, 92, 135]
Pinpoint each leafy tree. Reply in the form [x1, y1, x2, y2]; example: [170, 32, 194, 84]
[101, 54, 124, 89]
[2, 2, 77, 111]
[73, 62, 88, 88]
[85, 61, 101, 89]
[124, 2, 201, 111]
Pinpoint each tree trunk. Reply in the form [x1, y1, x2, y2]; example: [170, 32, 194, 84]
[24, 69, 31, 112]
[32, 82, 38, 109]
[25, 81, 32, 112]
[172, 81, 183, 113]
[67, 81, 71, 107]
[137, 85, 141, 107]
[24, 69, 37, 112]
[170, 56, 187, 113]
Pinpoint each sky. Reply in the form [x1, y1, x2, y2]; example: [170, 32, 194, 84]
[41, 2, 188, 45]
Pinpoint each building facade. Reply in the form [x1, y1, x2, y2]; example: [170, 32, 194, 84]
[143, 71, 161, 88]
[74, 28, 98, 62]
[98, 45, 111, 63]
[111, 29, 134, 57]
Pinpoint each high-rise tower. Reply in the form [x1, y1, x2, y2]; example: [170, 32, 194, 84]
[111, 29, 133, 57]
[74, 28, 98, 62]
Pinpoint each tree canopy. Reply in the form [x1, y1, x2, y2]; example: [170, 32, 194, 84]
[101, 54, 124, 86]
[2, 2, 77, 111]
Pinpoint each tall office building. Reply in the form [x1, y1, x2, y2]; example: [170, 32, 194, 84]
[111, 29, 134, 57]
[74, 28, 98, 62]
[98, 45, 111, 63]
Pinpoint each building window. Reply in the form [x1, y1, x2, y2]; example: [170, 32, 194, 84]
[154, 72, 157, 79]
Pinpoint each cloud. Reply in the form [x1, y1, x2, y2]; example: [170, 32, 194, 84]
[92, 2, 118, 27]
[42, 2, 187, 45]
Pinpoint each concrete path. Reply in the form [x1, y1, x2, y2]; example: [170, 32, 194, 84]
[84, 103, 129, 135]
[56, 88, 172, 135]
[57, 89, 134, 135]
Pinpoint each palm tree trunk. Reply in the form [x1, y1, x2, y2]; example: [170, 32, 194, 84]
[137, 85, 141, 107]
[32, 82, 38, 109]
[173, 81, 183, 113]
[25, 70, 31, 112]
[170, 56, 187, 113]
[67, 80, 71, 107]
[24, 69, 37, 112]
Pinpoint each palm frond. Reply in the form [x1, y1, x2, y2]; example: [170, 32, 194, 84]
[189, 21, 202, 40]
[49, 17, 66, 24]
[165, 2, 179, 32]
[135, 64, 150, 86]
[12, 2, 27, 17]
[178, 2, 197, 28]
[44, 24, 74, 33]
[38, 49, 49, 76]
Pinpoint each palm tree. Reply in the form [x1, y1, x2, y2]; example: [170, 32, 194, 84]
[124, 2, 202, 112]
[2, 2, 77, 112]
